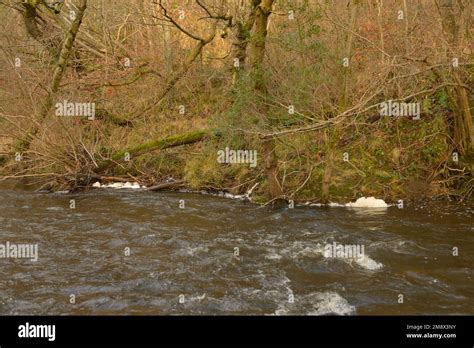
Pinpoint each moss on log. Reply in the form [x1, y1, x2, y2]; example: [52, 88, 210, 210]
[97, 129, 209, 172]
[95, 108, 133, 127]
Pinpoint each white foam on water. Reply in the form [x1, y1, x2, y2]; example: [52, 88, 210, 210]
[123, 182, 141, 189]
[301, 197, 389, 208]
[307, 291, 356, 315]
[303, 202, 345, 207]
[274, 291, 355, 316]
[352, 254, 384, 270]
[92, 182, 144, 189]
[201, 190, 253, 202]
[321, 246, 384, 270]
[329, 202, 345, 207]
[186, 245, 209, 256]
[287, 241, 383, 271]
[345, 196, 388, 208]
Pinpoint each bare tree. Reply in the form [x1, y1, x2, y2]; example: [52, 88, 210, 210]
[15, 0, 88, 154]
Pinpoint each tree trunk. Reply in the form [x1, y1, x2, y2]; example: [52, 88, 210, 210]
[340, 0, 360, 110]
[249, 0, 284, 200]
[435, 0, 473, 155]
[231, 2, 259, 85]
[322, 0, 360, 201]
[15, 0, 88, 154]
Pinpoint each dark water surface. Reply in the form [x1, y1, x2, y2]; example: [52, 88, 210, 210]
[0, 189, 472, 315]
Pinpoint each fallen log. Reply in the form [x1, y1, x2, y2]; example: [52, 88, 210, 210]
[97, 129, 209, 172]
[95, 108, 134, 127]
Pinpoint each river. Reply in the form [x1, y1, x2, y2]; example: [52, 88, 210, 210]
[0, 189, 472, 315]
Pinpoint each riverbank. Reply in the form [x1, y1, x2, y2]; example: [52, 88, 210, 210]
[1, 0, 473, 205]
[0, 177, 471, 212]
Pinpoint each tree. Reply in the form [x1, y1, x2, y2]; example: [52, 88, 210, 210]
[15, 0, 88, 154]
[248, 0, 284, 200]
[435, 0, 473, 156]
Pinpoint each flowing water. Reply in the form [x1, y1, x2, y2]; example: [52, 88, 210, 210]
[0, 189, 472, 315]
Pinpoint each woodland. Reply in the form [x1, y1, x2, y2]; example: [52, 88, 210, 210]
[0, 0, 472, 203]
